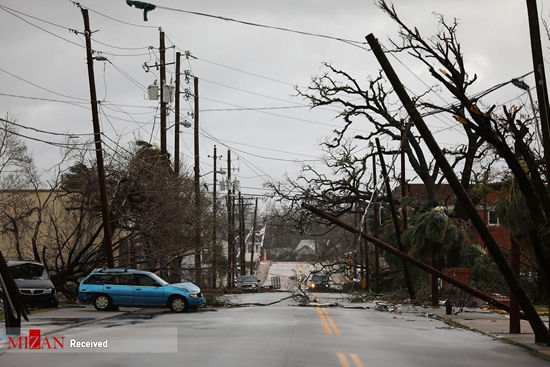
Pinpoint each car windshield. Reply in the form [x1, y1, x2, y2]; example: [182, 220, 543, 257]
[9, 263, 49, 280]
[148, 272, 169, 286]
[238, 276, 257, 282]
[311, 275, 328, 282]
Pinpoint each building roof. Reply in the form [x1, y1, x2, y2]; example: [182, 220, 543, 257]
[295, 239, 316, 254]
[393, 183, 456, 202]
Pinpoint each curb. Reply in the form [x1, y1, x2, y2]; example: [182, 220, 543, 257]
[432, 314, 550, 361]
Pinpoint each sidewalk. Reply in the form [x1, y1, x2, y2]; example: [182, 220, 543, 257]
[412, 305, 550, 359]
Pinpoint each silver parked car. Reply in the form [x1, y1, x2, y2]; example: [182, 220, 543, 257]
[236, 275, 261, 292]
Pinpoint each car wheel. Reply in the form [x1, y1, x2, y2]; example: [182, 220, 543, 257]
[169, 296, 188, 313]
[93, 294, 112, 311]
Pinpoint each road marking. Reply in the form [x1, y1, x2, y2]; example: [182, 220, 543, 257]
[350, 354, 364, 367]
[322, 307, 341, 335]
[315, 307, 332, 335]
[336, 353, 351, 367]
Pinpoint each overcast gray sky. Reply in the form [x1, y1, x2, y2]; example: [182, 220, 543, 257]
[0, 0, 546, 197]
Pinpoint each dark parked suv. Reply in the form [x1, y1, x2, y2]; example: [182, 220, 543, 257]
[3, 260, 59, 308]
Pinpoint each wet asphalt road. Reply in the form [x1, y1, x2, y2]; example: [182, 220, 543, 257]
[1, 303, 548, 367]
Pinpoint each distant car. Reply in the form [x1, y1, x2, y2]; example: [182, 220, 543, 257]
[78, 268, 206, 312]
[3, 260, 59, 308]
[309, 274, 330, 291]
[236, 275, 260, 292]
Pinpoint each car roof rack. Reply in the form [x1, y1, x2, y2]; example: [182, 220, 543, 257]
[93, 268, 131, 273]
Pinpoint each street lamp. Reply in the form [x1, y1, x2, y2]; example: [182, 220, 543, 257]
[200, 169, 226, 178]
[511, 78, 543, 149]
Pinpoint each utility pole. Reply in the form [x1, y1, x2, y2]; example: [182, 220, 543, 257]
[232, 195, 237, 280]
[174, 51, 181, 174]
[363, 215, 369, 291]
[159, 30, 167, 157]
[510, 237, 521, 334]
[227, 150, 234, 288]
[526, 0, 550, 180]
[401, 122, 408, 232]
[81, 8, 114, 267]
[250, 197, 258, 275]
[239, 192, 246, 276]
[367, 33, 548, 343]
[373, 155, 380, 292]
[193, 76, 201, 284]
[211, 145, 219, 288]
[375, 138, 416, 300]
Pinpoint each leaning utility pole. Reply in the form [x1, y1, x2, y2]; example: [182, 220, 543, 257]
[227, 150, 234, 288]
[367, 33, 548, 343]
[174, 51, 181, 174]
[193, 76, 201, 284]
[211, 145, 218, 288]
[81, 8, 114, 267]
[250, 197, 258, 275]
[526, 0, 550, 179]
[159, 30, 167, 157]
[375, 138, 415, 300]
[239, 192, 246, 276]
[373, 155, 380, 292]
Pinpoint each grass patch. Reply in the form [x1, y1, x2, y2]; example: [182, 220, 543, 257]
[534, 305, 549, 313]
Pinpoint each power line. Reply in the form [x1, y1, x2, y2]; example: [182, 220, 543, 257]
[201, 105, 307, 112]
[0, 5, 85, 49]
[194, 56, 296, 87]
[69, 0, 158, 29]
[0, 66, 88, 101]
[199, 95, 360, 130]
[153, 4, 369, 50]
[197, 128, 320, 163]
[199, 77, 340, 113]
[0, 117, 93, 137]
[0, 122, 93, 149]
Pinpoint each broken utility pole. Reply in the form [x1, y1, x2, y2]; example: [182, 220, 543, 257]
[375, 138, 416, 301]
[366, 33, 548, 343]
[81, 8, 114, 267]
[304, 205, 511, 312]
[525, 0, 550, 180]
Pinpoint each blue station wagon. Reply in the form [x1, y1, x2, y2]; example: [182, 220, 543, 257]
[78, 268, 206, 312]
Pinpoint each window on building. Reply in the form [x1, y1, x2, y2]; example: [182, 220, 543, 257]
[488, 209, 499, 226]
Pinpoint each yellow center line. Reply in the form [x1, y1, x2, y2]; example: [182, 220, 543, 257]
[322, 307, 341, 335]
[350, 354, 365, 367]
[337, 353, 351, 367]
[315, 307, 332, 335]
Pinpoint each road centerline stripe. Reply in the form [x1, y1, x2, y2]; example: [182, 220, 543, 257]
[337, 353, 351, 367]
[350, 354, 365, 367]
[315, 307, 332, 335]
[322, 307, 341, 335]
